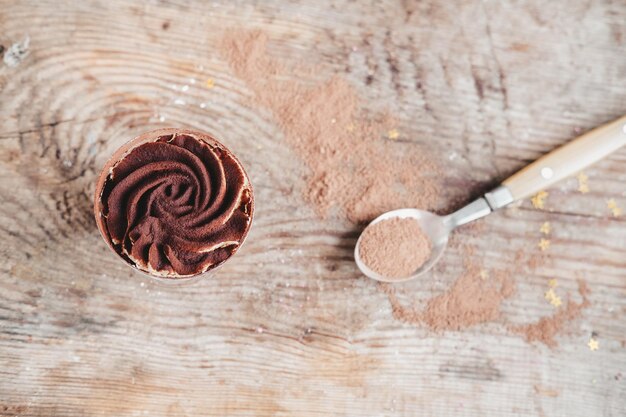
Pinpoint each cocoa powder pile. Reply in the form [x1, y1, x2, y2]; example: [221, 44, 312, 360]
[358, 218, 432, 280]
[511, 281, 591, 347]
[380, 262, 515, 331]
[220, 30, 439, 223]
[422, 266, 515, 331]
[381, 247, 590, 346]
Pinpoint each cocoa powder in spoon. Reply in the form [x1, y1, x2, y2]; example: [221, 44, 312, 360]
[358, 217, 432, 280]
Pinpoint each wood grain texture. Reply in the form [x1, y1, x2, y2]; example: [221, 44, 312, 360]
[0, 0, 625, 416]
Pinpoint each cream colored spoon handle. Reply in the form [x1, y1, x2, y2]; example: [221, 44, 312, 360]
[502, 115, 626, 201]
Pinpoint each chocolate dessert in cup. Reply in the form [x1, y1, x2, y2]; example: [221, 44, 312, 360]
[94, 128, 254, 283]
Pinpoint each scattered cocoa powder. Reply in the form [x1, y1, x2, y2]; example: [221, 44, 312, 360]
[378, 284, 421, 323]
[382, 255, 591, 346]
[510, 281, 591, 347]
[380, 262, 515, 331]
[220, 29, 440, 223]
[423, 266, 515, 331]
[358, 218, 431, 279]
[219, 29, 593, 348]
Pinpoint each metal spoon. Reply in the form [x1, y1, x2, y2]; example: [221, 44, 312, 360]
[355, 115, 626, 282]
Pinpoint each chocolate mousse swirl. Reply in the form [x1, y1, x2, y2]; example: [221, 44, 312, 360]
[95, 129, 253, 277]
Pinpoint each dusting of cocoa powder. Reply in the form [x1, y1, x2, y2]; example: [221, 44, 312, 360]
[423, 266, 515, 331]
[510, 281, 590, 347]
[220, 29, 440, 223]
[358, 218, 431, 279]
[380, 262, 515, 331]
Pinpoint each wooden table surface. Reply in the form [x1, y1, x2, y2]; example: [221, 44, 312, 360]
[1, 1, 625, 416]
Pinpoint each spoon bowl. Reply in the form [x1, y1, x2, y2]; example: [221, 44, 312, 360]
[355, 196, 498, 282]
[354, 208, 450, 283]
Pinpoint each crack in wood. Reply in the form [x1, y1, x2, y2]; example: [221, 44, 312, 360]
[480, 1, 508, 177]
[0, 113, 132, 139]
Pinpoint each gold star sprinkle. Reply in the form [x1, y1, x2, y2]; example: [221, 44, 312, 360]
[538, 238, 550, 251]
[588, 337, 599, 351]
[540, 222, 551, 235]
[607, 199, 622, 217]
[531, 191, 548, 209]
[387, 129, 399, 140]
[577, 172, 589, 194]
[548, 279, 558, 288]
[346, 123, 355, 132]
[479, 270, 489, 280]
[544, 288, 562, 308]
[205, 78, 215, 89]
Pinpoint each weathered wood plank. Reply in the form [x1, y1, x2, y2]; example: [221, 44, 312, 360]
[0, 0, 625, 416]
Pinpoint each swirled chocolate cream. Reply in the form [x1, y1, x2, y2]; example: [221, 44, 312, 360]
[94, 128, 253, 278]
